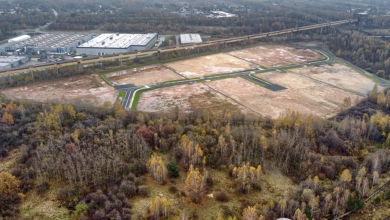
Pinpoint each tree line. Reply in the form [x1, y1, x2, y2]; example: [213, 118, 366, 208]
[0, 83, 390, 219]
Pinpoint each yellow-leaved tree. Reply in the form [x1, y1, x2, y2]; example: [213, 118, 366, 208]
[150, 196, 173, 219]
[340, 169, 352, 188]
[147, 154, 167, 184]
[184, 165, 206, 203]
[1, 112, 14, 125]
[232, 163, 262, 194]
[0, 172, 19, 194]
[242, 206, 264, 220]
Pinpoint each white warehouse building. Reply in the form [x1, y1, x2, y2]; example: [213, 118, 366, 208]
[180, 33, 203, 44]
[8, 35, 31, 43]
[76, 33, 158, 55]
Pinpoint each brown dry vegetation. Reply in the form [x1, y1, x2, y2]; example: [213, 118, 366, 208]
[165, 54, 258, 78]
[137, 83, 249, 115]
[228, 45, 323, 67]
[131, 167, 297, 220]
[1, 74, 117, 107]
[205, 75, 363, 119]
[106, 64, 184, 86]
[19, 185, 70, 220]
[290, 63, 384, 94]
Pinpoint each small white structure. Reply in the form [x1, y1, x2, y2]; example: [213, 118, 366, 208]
[8, 35, 31, 43]
[180, 33, 203, 44]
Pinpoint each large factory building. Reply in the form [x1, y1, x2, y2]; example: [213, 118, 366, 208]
[0, 33, 93, 54]
[76, 33, 158, 55]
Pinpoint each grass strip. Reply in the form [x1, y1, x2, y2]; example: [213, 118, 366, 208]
[117, 91, 126, 104]
[0, 92, 6, 99]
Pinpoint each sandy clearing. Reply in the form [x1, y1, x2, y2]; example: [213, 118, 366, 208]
[106, 64, 184, 86]
[136, 83, 248, 115]
[289, 63, 384, 94]
[206, 75, 363, 119]
[1, 74, 117, 107]
[228, 45, 323, 67]
[165, 53, 258, 78]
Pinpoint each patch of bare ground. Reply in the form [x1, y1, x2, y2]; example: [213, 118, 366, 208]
[1, 74, 117, 107]
[290, 63, 384, 94]
[205, 75, 363, 119]
[19, 184, 70, 220]
[136, 83, 249, 115]
[228, 45, 323, 67]
[0, 149, 19, 172]
[165, 54, 258, 78]
[106, 64, 184, 86]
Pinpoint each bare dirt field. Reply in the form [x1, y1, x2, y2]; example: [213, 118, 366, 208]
[165, 53, 258, 78]
[289, 63, 384, 94]
[106, 64, 184, 86]
[205, 75, 363, 119]
[1, 74, 117, 106]
[137, 83, 249, 115]
[228, 45, 323, 67]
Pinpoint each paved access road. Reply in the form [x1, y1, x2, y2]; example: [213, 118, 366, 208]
[115, 49, 384, 110]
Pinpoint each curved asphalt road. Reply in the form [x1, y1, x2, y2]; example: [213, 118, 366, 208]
[115, 49, 384, 109]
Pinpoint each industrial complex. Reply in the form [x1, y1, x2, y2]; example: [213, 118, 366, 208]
[180, 34, 203, 44]
[0, 33, 93, 54]
[0, 56, 30, 69]
[76, 33, 158, 55]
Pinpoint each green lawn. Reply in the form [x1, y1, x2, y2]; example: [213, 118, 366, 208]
[118, 91, 126, 103]
[0, 92, 6, 99]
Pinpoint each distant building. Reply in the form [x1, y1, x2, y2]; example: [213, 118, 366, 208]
[0, 55, 30, 70]
[76, 33, 158, 55]
[0, 33, 92, 54]
[209, 11, 236, 18]
[353, 13, 369, 23]
[8, 35, 31, 43]
[180, 34, 203, 44]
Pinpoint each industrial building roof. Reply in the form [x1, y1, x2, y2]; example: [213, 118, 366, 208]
[210, 11, 236, 18]
[8, 35, 31, 43]
[0, 56, 26, 64]
[77, 33, 158, 49]
[180, 34, 203, 44]
[2, 33, 90, 49]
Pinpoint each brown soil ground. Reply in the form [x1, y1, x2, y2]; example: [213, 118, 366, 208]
[228, 45, 323, 67]
[289, 63, 384, 94]
[1, 74, 117, 107]
[136, 83, 249, 115]
[106, 64, 184, 86]
[165, 54, 258, 78]
[205, 75, 363, 119]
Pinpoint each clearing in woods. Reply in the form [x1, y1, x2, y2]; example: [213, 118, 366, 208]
[131, 167, 297, 220]
[1, 74, 117, 106]
[165, 53, 258, 78]
[205, 75, 363, 119]
[228, 45, 323, 67]
[106, 64, 184, 86]
[136, 83, 250, 115]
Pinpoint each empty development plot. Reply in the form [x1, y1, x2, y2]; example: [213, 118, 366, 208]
[290, 63, 383, 94]
[205, 74, 363, 118]
[106, 64, 184, 86]
[165, 53, 258, 78]
[136, 83, 248, 114]
[1, 74, 117, 106]
[228, 45, 323, 67]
